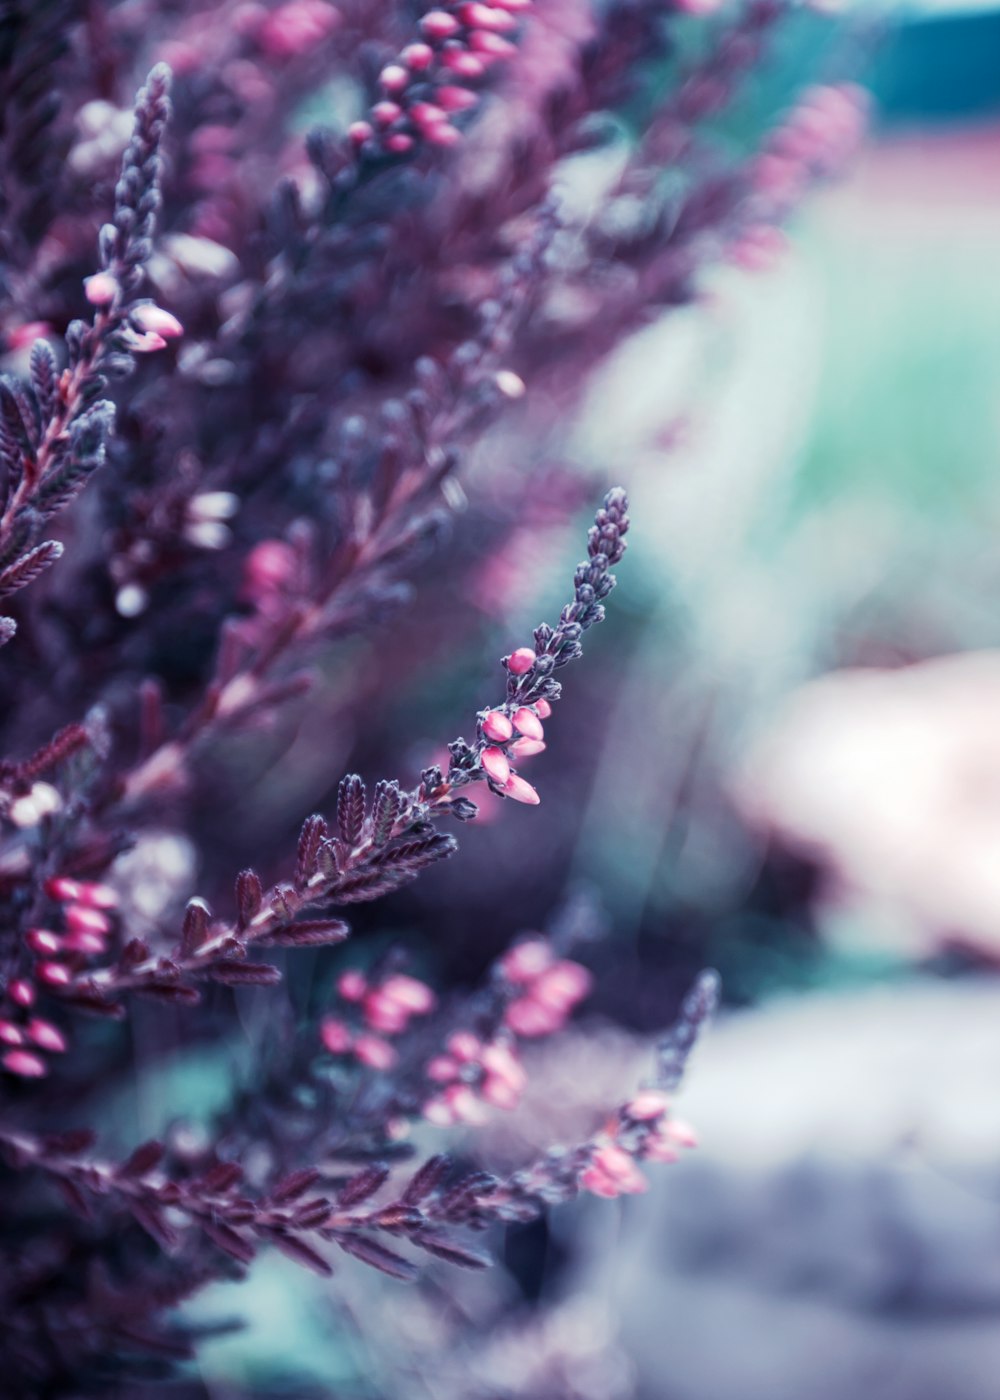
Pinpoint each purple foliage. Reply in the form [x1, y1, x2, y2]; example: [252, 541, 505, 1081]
[0, 1, 865, 1392]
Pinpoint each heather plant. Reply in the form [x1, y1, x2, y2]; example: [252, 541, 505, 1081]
[0, 1, 865, 1393]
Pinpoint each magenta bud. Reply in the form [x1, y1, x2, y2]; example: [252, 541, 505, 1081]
[626, 1090, 671, 1121]
[409, 101, 447, 126]
[385, 132, 415, 153]
[84, 271, 119, 306]
[503, 772, 540, 805]
[129, 330, 168, 353]
[420, 9, 461, 38]
[507, 647, 536, 675]
[3, 1048, 47, 1078]
[401, 42, 434, 70]
[62, 931, 107, 956]
[446, 1030, 482, 1062]
[510, 737, 545, 759]
[320, 1017, 353, 1054]
[535, 697, 552, 719]
[468, 29, 515, 55]
[64, 905, 110, 935]
[436, 84, 479, 112]
[482, 710, 514, 742]
[379, 63, 409, 93]
[481, 746, 511, 785]
[353, 1034, 398, 1070]
[423, 120, 460, 146]
[371, 100, 402, 127]
[0, 1022, 24, 1046]
[500, 939, 552, 983]
[8, 979, 35, 1008]
[441, 49, 485, 77]
[381, 974, 436, 1014]
[27, 929, 63, 956]
[512, 707, 544, 741]
[35, 961, 71, 987]
[27, 1018, 67, 1053]
[338, 969, 367, 1002]
[78, 882, 118, 910]
[427, 1055, 458, 1082]
[348, 120, 374, 146]
[45, 876, 82, 902]
[132, 304, 184, 338]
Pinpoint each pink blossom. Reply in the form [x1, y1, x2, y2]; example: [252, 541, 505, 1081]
[437, 86, 479, 113]
[62, 931, 107, 956]
[363, 992, 411, 1034]
[507, 647, 536, 675]
[504, 994, 562, 1037]
[444, 1083, 491, 1124]
[27, 1019, 67, 1054]
[3, 1049, 47, 1078]
[83, 271, 119, 306]
[64, 905, 110, 935]
[532, 960, 592, 1011]
[502, 773, 540, 805]
[420, 9, 461, 38]
[482, 710, 514, 742]
[535, 698, 552, 719]
[132, 304, 184, 338]
[0, 1021, 24, 1046]
[379, 64, 408, 94]
[481, 746, 511, 785]
[257, 1, 340, 58]
[27, 929, 63, 955]
[8, 980, 34, 1007]
[401, 43, 434, 70]
[423, 1096, 456, 1126]
[35, 962, 71, 987]
[337, 969, 367, 1002]
[626, 1090, 671, 1121]
[500, 938, 552, 983]
[512, 707, 544, 741]
[353, 1034, 398, 1070]
[320, 1017, 353, 1054]
[427, 1054, 459, 1082]
[380, 974, 436, 1015]
[446, 1030, 482, 1062]
[8, 322, 53, 350]
[510, 737, 545, 759]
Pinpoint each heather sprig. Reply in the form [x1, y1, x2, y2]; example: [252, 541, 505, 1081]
[0, 63, 178, 641]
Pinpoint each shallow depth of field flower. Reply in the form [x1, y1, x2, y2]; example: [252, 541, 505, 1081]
[0, 1, 875, 1395]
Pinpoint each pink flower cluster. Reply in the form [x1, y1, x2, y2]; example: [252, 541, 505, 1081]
[753, 82, 869, 207]
[255, 0, 341, 60]
[321, 969, 437, 1071]
[500, 937, 591, 1037]
[350, 1, 532, 157]
[479, 664, 551, 806]
[423, 1031, 527, 1125]
[579, 1090, 698, 1198]
[2, 877, 117, 1077]
[83, 277, 184, 353]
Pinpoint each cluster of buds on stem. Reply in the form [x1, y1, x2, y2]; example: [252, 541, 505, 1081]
[322, 969, 437, 1071]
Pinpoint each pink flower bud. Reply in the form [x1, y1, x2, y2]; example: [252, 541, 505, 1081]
[502, 772, 540, 805]
[481, 1073, 520, 1109]
[441, 49, 486, 78]
[27, 928, 63, 956]
[348, 120, 374, 146]
[353, 1034, 398, 1070]
[8, 322, 53, 351]
[427, 1054, 459, 1082]
[421, 9, 461, 38]
[437, 85, 479, 112]
[535, 698, 552, 719]
[132, 304, 184, 339]
[27, 1018, 67, 1053]
[579, 1163, 620, 1197]
[36, 961, 70, 987]
[460, 2, 518, 28]
[8, 979, 34, 1007]
[3, 1048, 47, 1078]
[481, 746, 511, 785]
[482, 710, 514, 743]
[45, 877, 81, 902]
[592, 1143, 647, 1193]
[625, 1090, 671, 1121]
[320, 1016, 353, 1054]
[127, 330, 168, 353]
[337, 969, 367, 1002]
[661, 1117, 698, 1149]
[64, 905, 110, 935]
[446, 1030, 482, 1062]
[422, 120, 461, 147]
[62, 931, 107, 956]
[504, 994, 561, 1037]
[401, 42, 434, 70]
[363, 991, 410, 1034]
[468, 30, 516, 55]
[257, 0, 340, 57]
[533, 960, 591, 1011]
[0, 1021, 24, 1046]
[84, 272, 119, 306]
[480, 1040, 526, 1092]
[500, 938, 552, 983]
[78, 882, 118, 910]
[423, 1096, 456, 1126]
[381, 974, 436, 1015]
[409, 101, 447, 126]
[242, 540, 297, 603]
[507, 647, 536, 675]
[385, 132, 415, 153]
[380, 64, 409, 93]
[445, 1083, 490, 1124]
[509, 737, 545, 759]
[371, 100, 402, 127]
[512, 707, 543, 741]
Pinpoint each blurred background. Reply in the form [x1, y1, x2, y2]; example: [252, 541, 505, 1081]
[144, 4, 1000, 1395]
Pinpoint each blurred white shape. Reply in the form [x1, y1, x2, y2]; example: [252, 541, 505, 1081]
[737, 650, 1000, 955]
